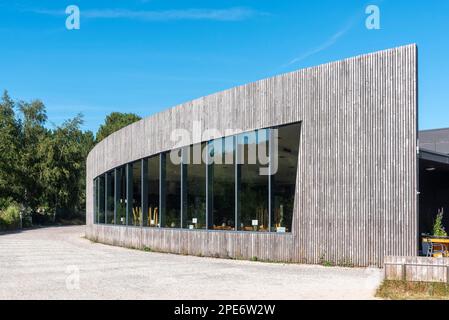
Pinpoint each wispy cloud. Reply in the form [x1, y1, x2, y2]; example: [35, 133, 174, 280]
[285, 26, 352, 67]
[33, 7, 266, 22]
[283, 5, 372, 68]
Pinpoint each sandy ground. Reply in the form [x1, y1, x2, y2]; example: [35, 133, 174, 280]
[0, 226, 383, 300]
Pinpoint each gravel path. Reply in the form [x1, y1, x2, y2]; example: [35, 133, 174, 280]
[0, 226, 383, 300]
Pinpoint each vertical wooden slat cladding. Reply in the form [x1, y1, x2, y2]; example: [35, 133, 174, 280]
[86, 45, 418, 267]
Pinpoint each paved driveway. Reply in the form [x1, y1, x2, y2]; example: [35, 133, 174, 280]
[0, 226, 382, 300]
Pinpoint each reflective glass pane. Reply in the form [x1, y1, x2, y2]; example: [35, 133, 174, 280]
[211, 137, 235, 230]
[98, 175, 105, 224]
[106, 171, 115, 224]
[116, 166, 127, 225]
[164, 150, 181, 228]
[184, 143, 206, 229]
[238, 130, 269, 232]
[93, 178, 98, 224]
[271, 123, 301, 233]
[129, 161, 142, 226]
[144, 155, 160, 227]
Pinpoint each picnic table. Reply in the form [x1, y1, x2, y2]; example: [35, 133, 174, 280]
[422, 235, 449, 257]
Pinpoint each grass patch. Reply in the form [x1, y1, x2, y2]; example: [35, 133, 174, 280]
[376, 280, 449, 300]
[319, 255, 334, 267]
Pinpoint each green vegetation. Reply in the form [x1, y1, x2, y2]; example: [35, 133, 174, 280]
[433, 210, 447, 237]
[319, 253, 334, 267]
[95, 112, 141, 143]
[0, 90, 141, 229]
[0, 203, 21, 230]
[376, 280, 449, 300]
[336, 259, 354, 268]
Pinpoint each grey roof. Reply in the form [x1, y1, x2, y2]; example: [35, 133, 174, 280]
[419, 128, 449, 154]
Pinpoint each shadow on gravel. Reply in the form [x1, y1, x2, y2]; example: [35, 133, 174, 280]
[0, 224, 85, 236]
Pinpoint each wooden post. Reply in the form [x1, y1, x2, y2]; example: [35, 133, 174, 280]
[401, 264, 406, 281]
[446, 266, 449, 284]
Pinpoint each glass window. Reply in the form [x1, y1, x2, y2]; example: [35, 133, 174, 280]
[106, 171, 115, 224]
[144, 155, 160, 227]
[94, 178, 98, 224]
[184, 143, 206, 229]
[116, 166, 127, 225]
[98, 174, 105, 224]
[164, 150, 181, 228]
[92, 121, 300, 233]
[210, 137, 235, 230]
[129, 160, 142, 226]
[271, 123, 301, 233]
[237, 129, 269, 232]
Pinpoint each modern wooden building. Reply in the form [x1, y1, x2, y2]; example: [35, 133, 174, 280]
[86, 44, 420, 267]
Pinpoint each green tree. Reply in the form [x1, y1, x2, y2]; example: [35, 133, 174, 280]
[0, 91, 21, 205]
[1, 90, 141, 226]
[433, 210, 447, 237]
[39, 114, 95, 218]
[78, 130, 95, 212]
[95, 112, 141, 143]
[17, 99, 49, 211]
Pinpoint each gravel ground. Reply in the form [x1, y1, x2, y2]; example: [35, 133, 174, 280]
[0, 226, 383, 300]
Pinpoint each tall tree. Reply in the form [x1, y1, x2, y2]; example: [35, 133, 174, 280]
[95, 112, 141, 143]
[0, 91, 21, 204]
[78, 130, 95, 213]
[18, 100, 49, 211]
[1, 90, 136, 223]
[39, 114, 95, 218]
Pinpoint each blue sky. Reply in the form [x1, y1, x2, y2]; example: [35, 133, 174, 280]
[0, 0, 448, 133]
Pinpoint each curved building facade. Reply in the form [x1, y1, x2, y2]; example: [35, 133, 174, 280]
[86, 44, 418, 267]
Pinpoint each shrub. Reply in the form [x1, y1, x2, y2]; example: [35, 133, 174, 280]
[0, 203, 21, 230]
[0, 198, 13, 211]
[433, 211, 447, 237]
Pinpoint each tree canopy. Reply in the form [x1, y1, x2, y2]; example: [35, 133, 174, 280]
[0, 91, 21, 203]
[95, 112, 141, 143]
[0, 90, 142, 223]
[0, 90, 95, 220]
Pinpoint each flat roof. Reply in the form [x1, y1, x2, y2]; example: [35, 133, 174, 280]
[419, 128, 449, 154]
[420, 127, 449, 133]
[420, 148, 449, 165]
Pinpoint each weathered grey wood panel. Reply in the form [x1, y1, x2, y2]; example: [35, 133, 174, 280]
[86, 44, 418, 267]
[384, 256, 449, 283]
